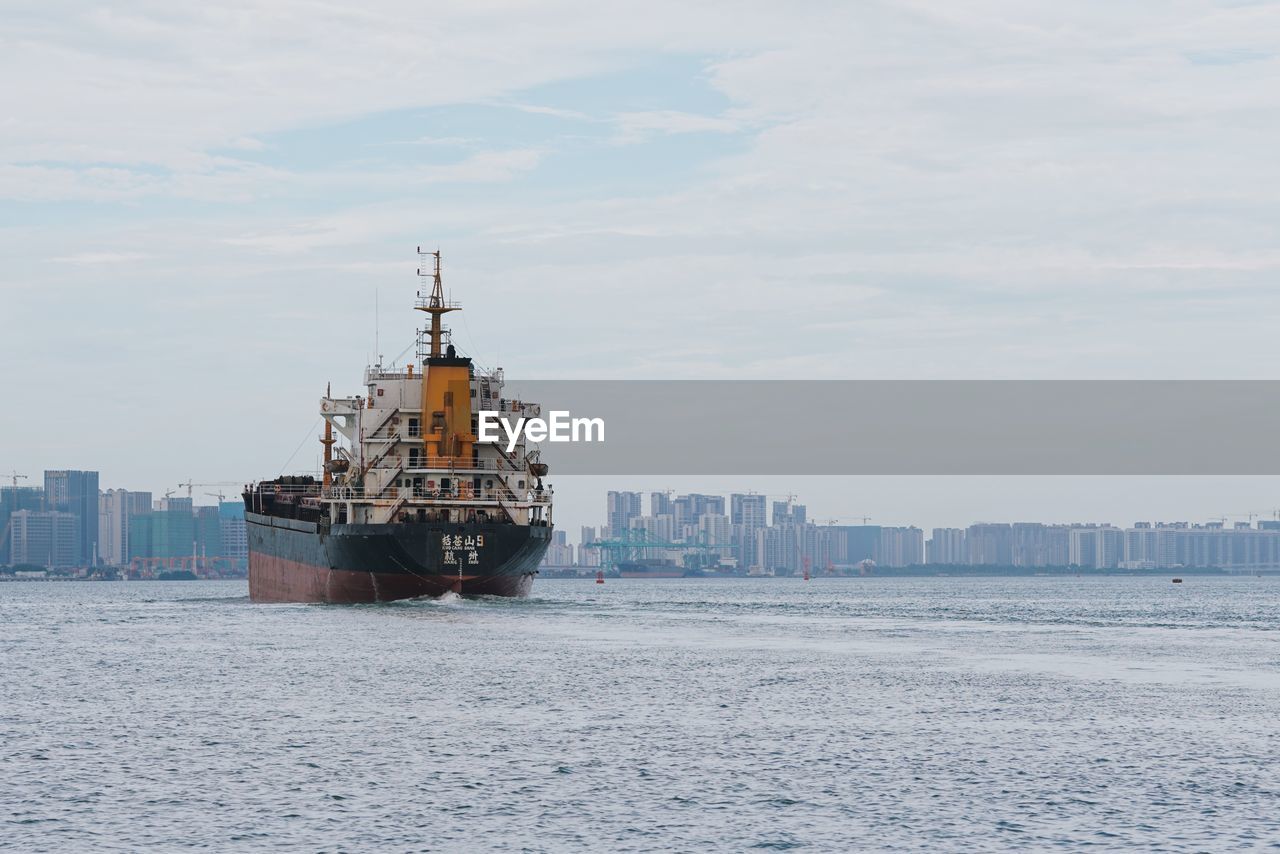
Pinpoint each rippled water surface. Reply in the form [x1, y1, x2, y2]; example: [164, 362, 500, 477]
[3, 577, 1279, 851]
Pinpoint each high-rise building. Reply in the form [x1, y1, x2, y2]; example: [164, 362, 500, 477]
[651, 492, 672, 518]
[195, 506, 224, 558]
[927, 528, 966, 564]
[606, 491, 642, 537]
[832, 525, 879, 565]
[878, 527, 924, 567]
[219, 502, 248, 566]
[541, 529, 574, 567]
[730, 493, 768, 568]
[98, 489, 152, 566]
[129, 509, 195, 561]
[756, 525, 799, 574]
[966, 523, 1013, 566]
[9, 510, 79, 567]
[1, 486, 44, 561]
[578, 527, 601, 567]
[731, 493, 767, 528]
[44, 470, 99, 565]
[631, 513, 675, 544]
[1069, 526, 1124, 569]
[771, 500, 806, 527]
[698, 513, 731, 545]
[801, 523, 834, 572]
[159, 495, 193, 514]
[672, 494, 724, 531]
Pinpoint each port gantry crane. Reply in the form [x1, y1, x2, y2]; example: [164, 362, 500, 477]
[582, 529, 721, 572]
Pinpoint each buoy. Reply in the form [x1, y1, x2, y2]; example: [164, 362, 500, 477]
[1172, 578, 1183, 584]
[596, 570, 605, 585]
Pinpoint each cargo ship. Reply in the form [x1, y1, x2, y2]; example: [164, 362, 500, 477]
[617, 559, 688, 579]
[244, 250, 553, 603]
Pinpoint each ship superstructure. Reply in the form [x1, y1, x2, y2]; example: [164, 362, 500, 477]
[244, 250, 553, 603]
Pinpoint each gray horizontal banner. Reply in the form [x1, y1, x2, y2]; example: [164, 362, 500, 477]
[494, 381, 1280, 475]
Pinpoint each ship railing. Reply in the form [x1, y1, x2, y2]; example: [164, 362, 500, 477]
[364, 455, 535, 474]
[250, 483, 322, 496]
[365, 369, 419, 381]
[415, 297, 463, 310]
[321, 484, 552, 505]
[394, 459, 529, 474]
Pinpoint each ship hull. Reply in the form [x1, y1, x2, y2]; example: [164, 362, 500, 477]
[246, 511, 551, 603]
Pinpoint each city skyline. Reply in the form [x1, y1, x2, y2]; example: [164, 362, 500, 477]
[2, 469, 247, 574]
[10, 466, 1280, 573]
[559, 489, 1280, 572]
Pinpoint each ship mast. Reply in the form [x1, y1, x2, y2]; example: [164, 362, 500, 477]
[320, 382, 335, 489]
[415, 248, 460, 357]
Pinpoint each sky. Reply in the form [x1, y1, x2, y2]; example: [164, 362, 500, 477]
[4, 1, 1280, 539]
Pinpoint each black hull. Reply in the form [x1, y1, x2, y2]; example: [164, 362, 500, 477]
[246, 511, 551, 603]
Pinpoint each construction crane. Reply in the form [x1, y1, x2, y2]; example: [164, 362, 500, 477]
[176, 480, 239, 502]
[1, 471, 29, 555]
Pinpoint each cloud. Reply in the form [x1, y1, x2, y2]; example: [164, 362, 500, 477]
[51, 251, 152, 265]
[611, 110, 742, 143]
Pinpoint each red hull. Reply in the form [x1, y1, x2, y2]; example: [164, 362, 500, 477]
[249, 553, 534, 603]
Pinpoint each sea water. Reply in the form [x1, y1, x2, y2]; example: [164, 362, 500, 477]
[3, 577, 1278, 851]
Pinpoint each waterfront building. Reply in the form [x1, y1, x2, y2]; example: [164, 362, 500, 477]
[966, 523, 1013, 566]
[44, 470, 99, 565]
[730, 493, 768, 568]
[98, 489, 153, 566]
[878, 526, 924, 567]
[219, 502, 248, 565]
[1069, 525, 1125, 569]
[832, 525, 880, 566]
[1, 486, 44, 561]
[129, 508, 195, 561]
[927, 528, 966, 564]
[9, 510, 79, 567]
